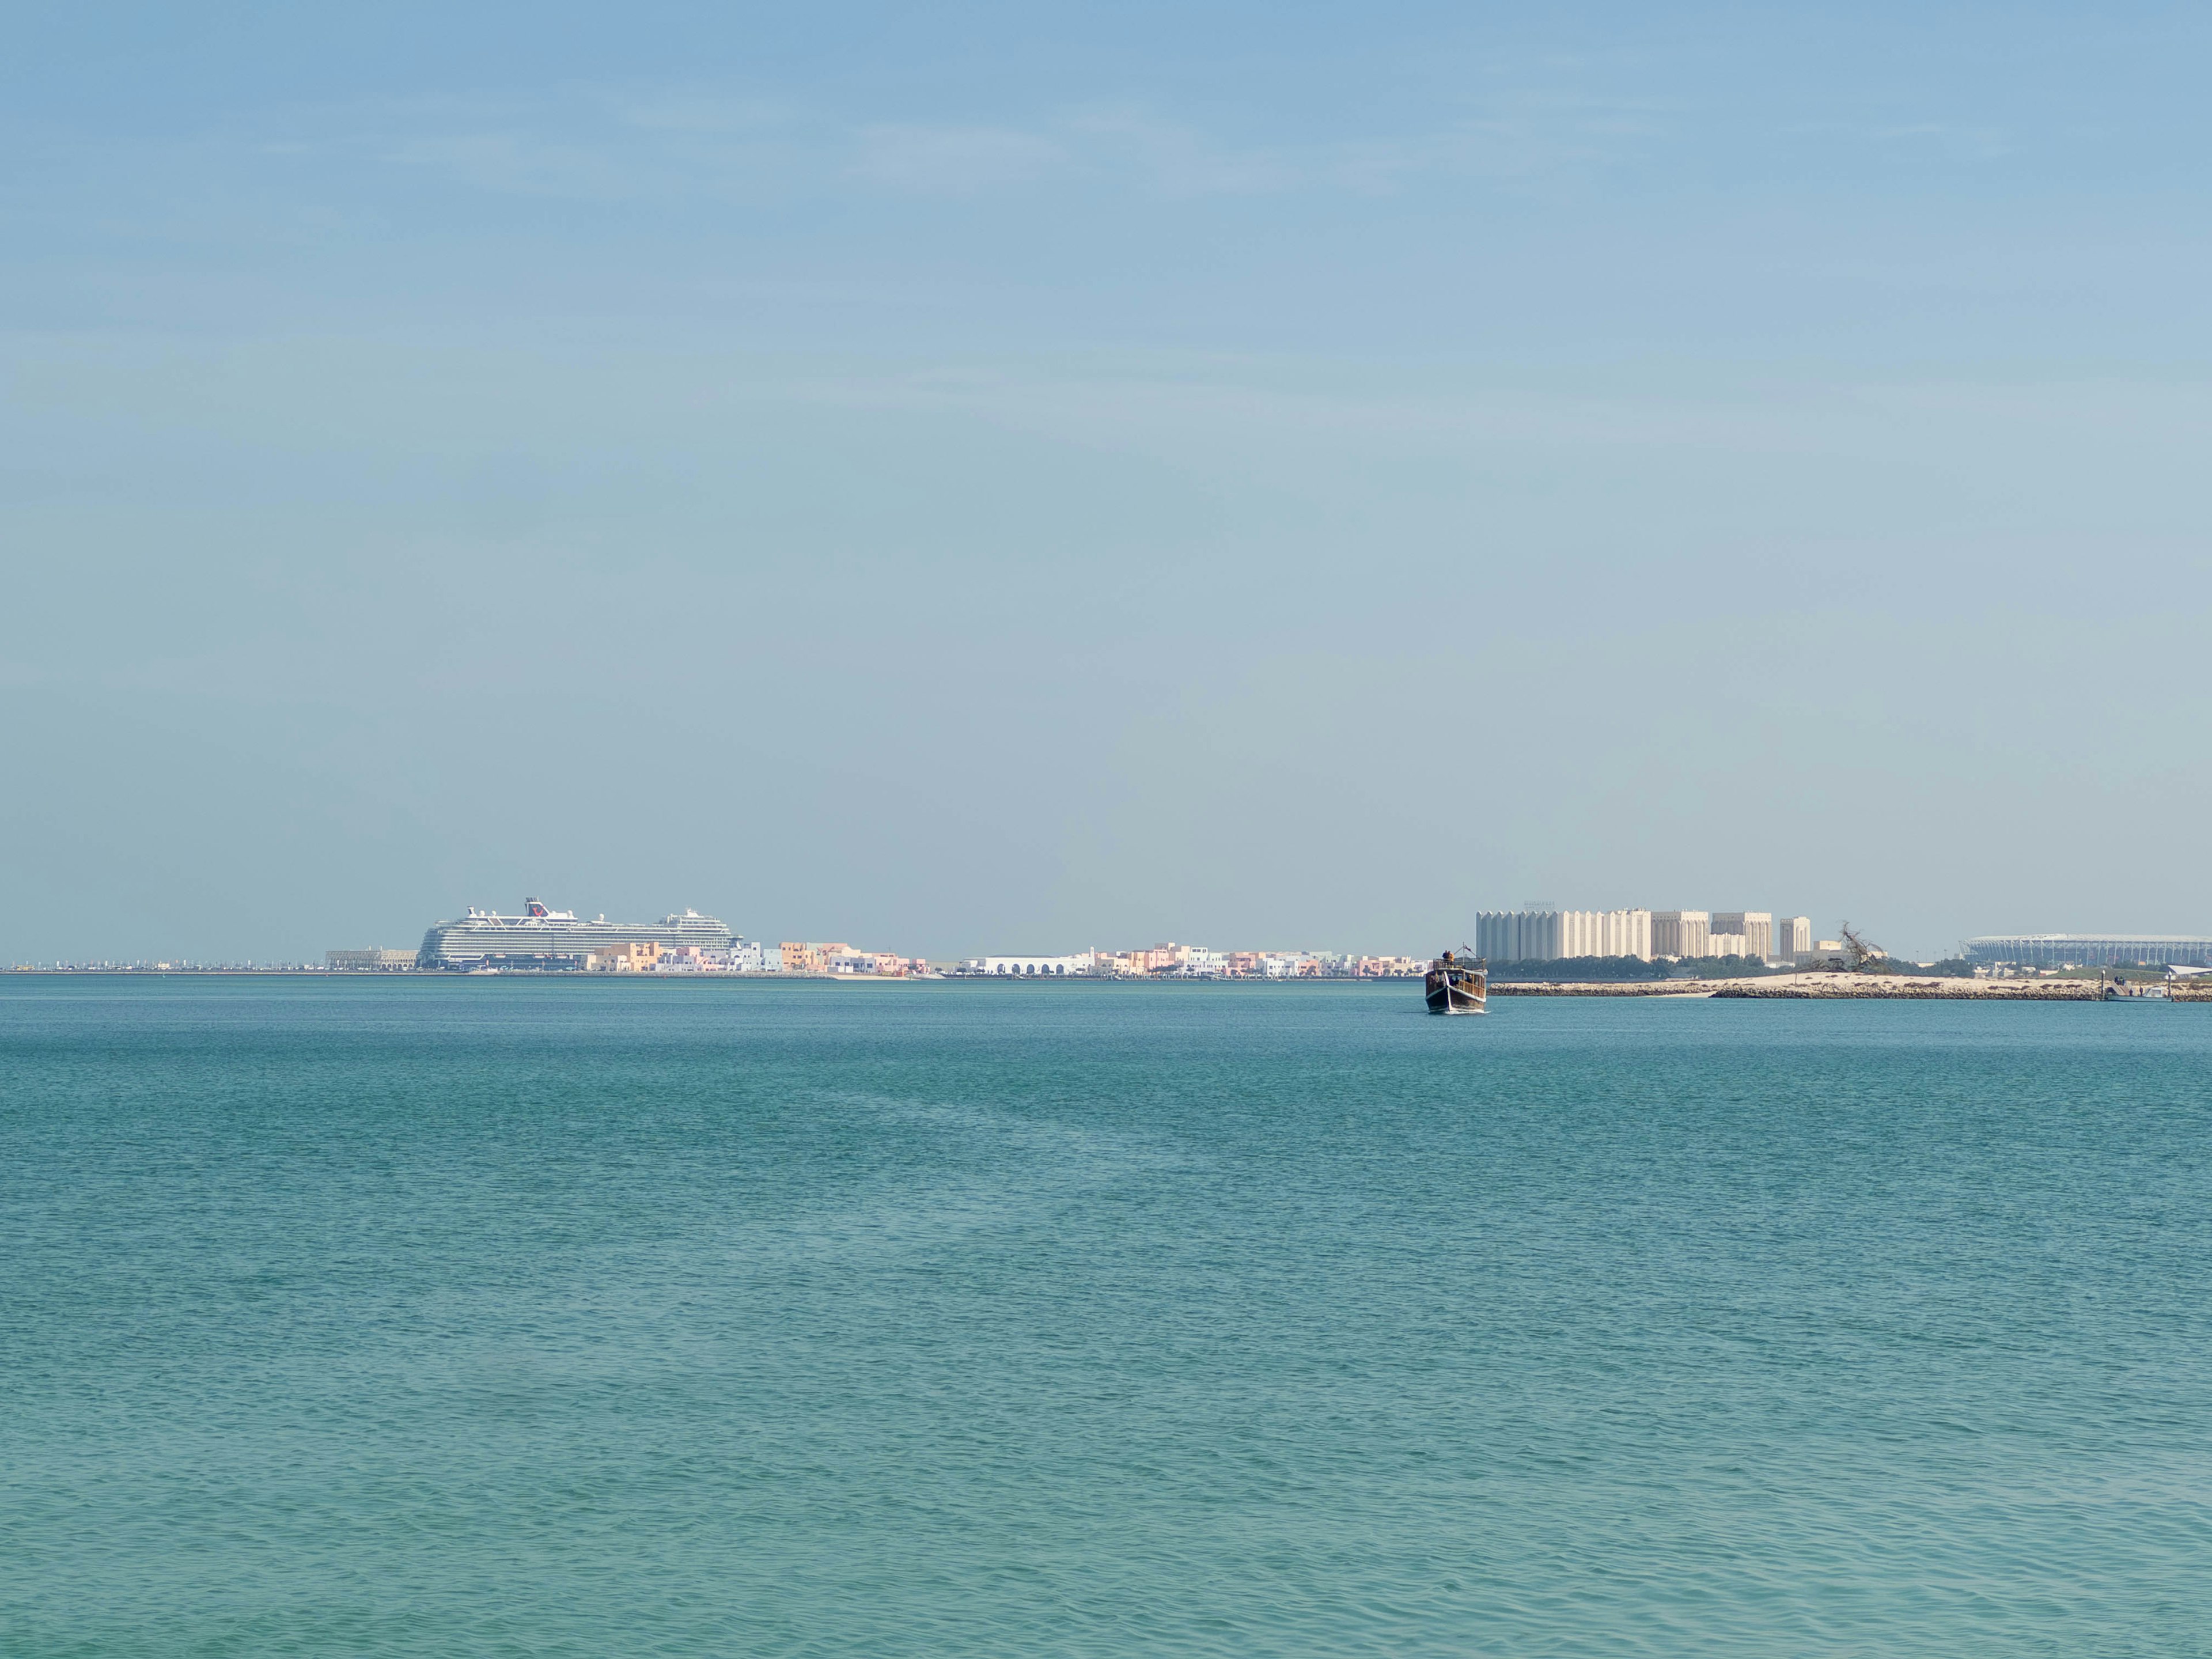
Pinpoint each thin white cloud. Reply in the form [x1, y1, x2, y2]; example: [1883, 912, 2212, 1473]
[1062, 109, 1302, 196]
[360, 81, 1670, 208]
[382, 131, 648, 202]
[848, 125, 1067, 195]
[607, 92, 794, 135]
[1778, 118, 2017, 164]
[1872, 122, 2014, 161]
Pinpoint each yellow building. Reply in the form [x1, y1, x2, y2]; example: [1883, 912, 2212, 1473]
[781, 942, 849, 974]
[590, 941, 662, 971]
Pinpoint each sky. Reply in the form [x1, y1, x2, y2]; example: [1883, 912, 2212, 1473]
[5, 1, 2211, 963]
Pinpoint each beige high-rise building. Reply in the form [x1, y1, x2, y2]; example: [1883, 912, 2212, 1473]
[1651, 911, 1710, 959]
[1478, 909, 1654, 962]
[1776, 916, 1813, 961]
[1476, 911, 1560, 961]
[1558, 908, 1654, 961]
[1710, 912, 1772, 960]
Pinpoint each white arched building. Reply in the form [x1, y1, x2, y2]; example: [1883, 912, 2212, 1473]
[980, 953, 1096, 976]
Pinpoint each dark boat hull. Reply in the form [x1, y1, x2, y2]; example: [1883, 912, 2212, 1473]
[1425, 967, 1487, 1014]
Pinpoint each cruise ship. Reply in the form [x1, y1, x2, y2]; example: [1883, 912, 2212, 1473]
[418, 899, 733, 969]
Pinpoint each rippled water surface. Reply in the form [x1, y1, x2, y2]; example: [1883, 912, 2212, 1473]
[5, 977, 2211, 1656]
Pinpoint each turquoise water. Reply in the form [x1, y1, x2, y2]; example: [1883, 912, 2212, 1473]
[5, 978, 2211, 1657]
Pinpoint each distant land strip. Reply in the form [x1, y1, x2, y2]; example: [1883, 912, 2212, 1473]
[1496, 972, 2190, 1001]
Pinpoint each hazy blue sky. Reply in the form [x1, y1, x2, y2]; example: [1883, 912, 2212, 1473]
[6, 2, 2211, 961]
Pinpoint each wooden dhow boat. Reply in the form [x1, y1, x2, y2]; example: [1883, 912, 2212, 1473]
[1425, 950, 1488, 1015]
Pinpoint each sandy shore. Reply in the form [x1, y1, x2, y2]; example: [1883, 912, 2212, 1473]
[1492, 971, 2186, 1001]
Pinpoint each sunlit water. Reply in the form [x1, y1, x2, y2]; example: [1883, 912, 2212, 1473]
[5, 978, 2210, 1656]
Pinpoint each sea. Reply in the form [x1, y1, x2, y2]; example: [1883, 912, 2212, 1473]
[4, 976, 2210, 1657]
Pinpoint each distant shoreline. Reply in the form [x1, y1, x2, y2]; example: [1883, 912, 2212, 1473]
[1496, 971, 2182, 1001]
[1, 968, 1423, 983]
[6, 967, 2194, 1001]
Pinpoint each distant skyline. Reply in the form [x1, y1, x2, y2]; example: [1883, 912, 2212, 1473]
[7, 2, 2212, 963]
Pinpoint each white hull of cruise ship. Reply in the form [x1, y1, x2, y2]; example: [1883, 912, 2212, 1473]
[418, 899, 732, 968]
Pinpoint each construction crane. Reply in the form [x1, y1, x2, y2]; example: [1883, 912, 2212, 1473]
[1838, 923, 1884, 971]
